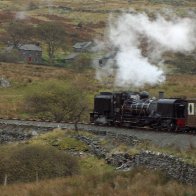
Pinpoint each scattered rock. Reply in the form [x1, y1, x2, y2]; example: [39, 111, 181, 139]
[31, 130, 38, 136]
[0, 124, 51, 143]
[0, 77, 10, 88]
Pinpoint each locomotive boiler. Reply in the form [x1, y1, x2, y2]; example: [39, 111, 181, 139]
[90, 91, 196, 132]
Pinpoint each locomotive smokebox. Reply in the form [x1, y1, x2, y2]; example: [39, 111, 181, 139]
[159, 91, 164, 99]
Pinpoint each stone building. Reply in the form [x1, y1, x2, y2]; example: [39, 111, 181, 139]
[17, 44, 42, 64]
[6, 44, 42, 64]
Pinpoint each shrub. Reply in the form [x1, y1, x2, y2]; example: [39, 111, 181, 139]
[24, 81, 89, 122]
[0, 144, 79, 184]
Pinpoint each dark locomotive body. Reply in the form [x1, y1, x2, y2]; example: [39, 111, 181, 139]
[90, 91, 196, 132]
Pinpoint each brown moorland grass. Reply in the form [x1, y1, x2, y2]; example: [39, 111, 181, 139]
[0, 0, 195, 39]
[0, 62, 72, 82]
[0, 62, 96, 118]
[0, 168, 195, 196]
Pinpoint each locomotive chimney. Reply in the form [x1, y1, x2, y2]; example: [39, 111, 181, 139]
[159, 91, 164, 99]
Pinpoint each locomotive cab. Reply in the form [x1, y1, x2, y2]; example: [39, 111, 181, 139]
[157, 99, 187, 130]
[90, 92, 114, 124]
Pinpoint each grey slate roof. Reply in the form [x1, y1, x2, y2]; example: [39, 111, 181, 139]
[73, 42, 92, 50]
[6, 44, 42, 52]
[19, 44, 42, 51]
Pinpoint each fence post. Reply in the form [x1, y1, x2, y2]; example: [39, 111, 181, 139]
[36, 171, 39, 184]
[4, 174, 7, 186]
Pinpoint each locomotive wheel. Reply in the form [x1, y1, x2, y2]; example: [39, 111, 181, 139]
[114, 121, 121, 127]
[107, 121, 114, 126]
[168, 121, 176, 132]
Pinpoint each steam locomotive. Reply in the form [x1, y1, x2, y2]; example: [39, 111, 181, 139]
[90, 91, 196, 132]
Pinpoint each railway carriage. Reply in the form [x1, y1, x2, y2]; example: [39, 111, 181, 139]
[186, 99, 196, 130]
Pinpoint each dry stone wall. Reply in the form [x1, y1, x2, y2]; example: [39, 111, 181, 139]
[75, 134, 196, 185]
[106, 151, 196, 184]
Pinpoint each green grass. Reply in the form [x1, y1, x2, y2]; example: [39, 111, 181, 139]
[79, 156, 114, 175]
[57, 137, 89, 151]
[26, 129, 120, 173]
[29, 129, 89, 151]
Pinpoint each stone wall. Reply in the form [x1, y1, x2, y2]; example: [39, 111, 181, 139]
[74, 135, 107, 158]
[106, 151, 196, 185]
[75, 134, 196, 185]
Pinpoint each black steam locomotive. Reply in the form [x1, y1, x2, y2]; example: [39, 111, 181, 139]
[90, 91, 196, 132]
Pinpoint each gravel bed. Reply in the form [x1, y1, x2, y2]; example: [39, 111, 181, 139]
[0, 119, 195, 149]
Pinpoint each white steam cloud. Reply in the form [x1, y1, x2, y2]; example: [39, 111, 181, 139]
[95, 12, 196, 88]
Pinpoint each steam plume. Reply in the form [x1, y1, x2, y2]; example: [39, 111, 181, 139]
[95, 12, 196, 88]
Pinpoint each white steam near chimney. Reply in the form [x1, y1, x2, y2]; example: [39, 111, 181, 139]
[95, 12, 196, 88]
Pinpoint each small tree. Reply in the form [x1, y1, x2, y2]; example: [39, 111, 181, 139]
[37, 22, 66, 64]
[24, 81, 89, 131]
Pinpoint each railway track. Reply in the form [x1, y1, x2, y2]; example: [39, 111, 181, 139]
[0, 118, 196, 150]
[0, 118, 195, 135]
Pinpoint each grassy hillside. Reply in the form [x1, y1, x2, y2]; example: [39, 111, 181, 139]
[0, 62, 196, 119]
[0, 62, 97, 118]
[0, 1, 195, 118]
[0, 0, 196, 43]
